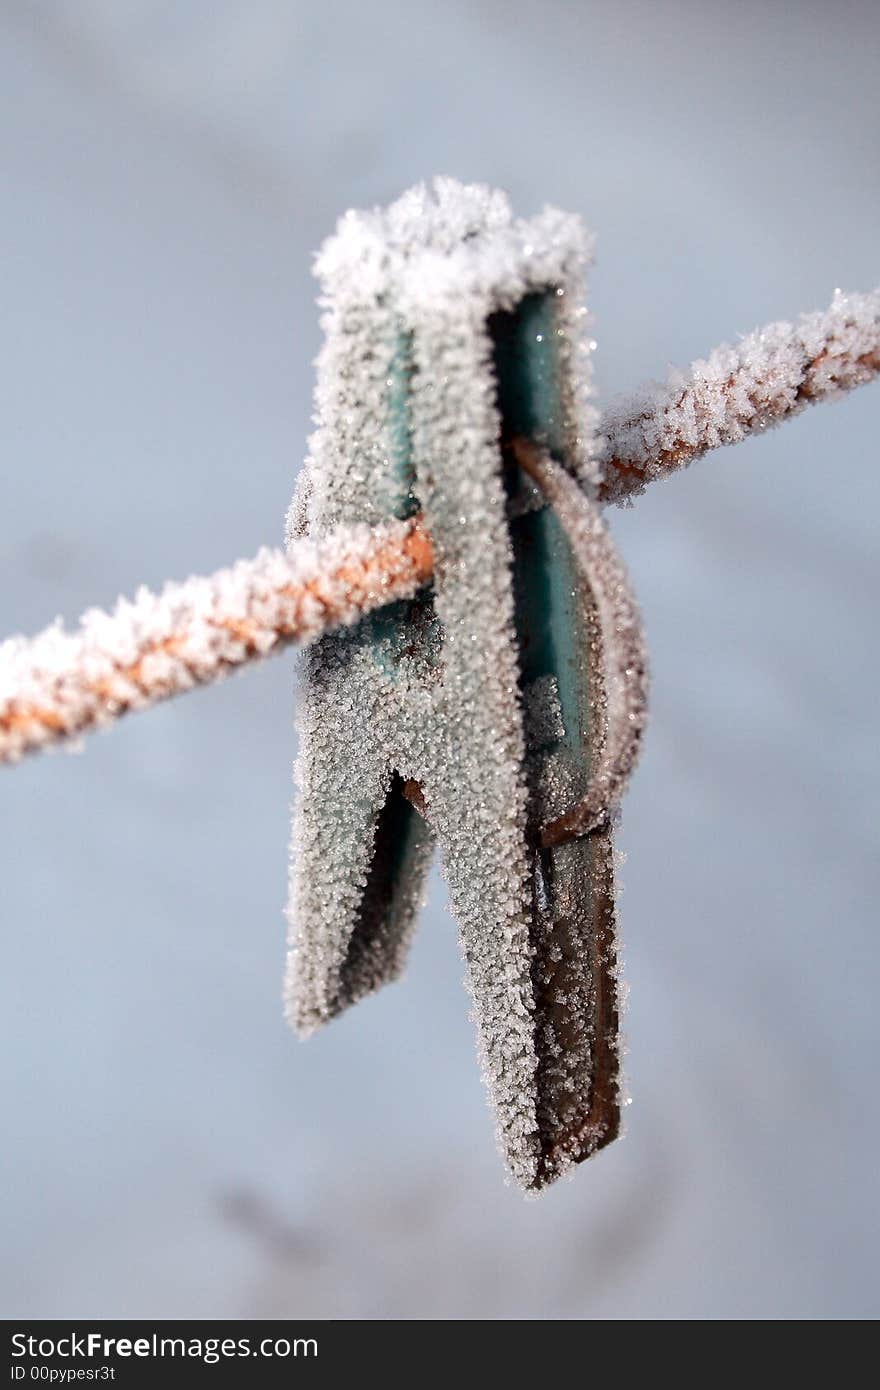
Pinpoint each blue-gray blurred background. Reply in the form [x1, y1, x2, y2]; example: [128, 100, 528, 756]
[1, 0, 877, 1320]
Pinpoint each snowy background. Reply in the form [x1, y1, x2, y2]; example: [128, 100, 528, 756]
[1, 0, 878, 1319]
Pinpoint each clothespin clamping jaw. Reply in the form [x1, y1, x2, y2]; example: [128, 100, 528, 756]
[285, 179, 648, 1190]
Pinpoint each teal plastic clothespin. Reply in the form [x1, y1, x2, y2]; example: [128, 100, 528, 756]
[284, 179, 646, 1190]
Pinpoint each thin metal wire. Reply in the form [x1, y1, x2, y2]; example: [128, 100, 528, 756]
[1, 286, 876, 767]
[0, 517, 433, 764]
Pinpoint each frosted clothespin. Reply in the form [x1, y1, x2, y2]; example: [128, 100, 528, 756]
[285, 179, 648, 1190]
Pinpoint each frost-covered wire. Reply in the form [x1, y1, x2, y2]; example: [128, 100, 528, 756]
[1, 286, 877, 766]
[599, 287, 880, 502]
[0, 516, 433, 764]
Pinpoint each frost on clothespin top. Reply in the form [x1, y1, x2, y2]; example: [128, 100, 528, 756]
[284, 178, 648, 1191]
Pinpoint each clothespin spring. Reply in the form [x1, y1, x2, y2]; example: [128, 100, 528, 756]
[509, 436, 649, 847]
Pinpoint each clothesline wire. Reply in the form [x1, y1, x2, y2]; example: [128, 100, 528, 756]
[1, 285, 877, 766]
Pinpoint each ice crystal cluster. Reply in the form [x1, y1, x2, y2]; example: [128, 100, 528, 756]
[285, 178, 629, 1189]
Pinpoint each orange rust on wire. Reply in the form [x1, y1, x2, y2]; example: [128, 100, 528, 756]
[5, 299, 878, 759]
[0, 516, 436, 758]
[599, 343, 880, 502]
